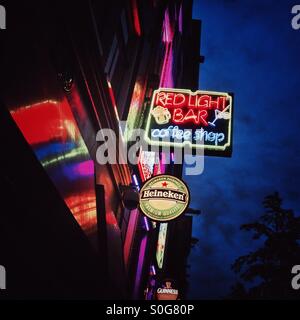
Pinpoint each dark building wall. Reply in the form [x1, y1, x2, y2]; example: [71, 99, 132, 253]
[0, 106, 107, 300]
[0, 0, 133, 299]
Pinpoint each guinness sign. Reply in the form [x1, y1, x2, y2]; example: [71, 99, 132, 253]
[156, 279, 179, 300]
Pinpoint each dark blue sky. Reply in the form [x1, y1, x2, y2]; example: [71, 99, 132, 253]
[185, 0, 300, 299]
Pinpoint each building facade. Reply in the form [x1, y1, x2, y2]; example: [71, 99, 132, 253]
[0, 0, 201, 299]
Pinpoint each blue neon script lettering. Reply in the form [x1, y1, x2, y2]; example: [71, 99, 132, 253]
[151, 126, 225, 145]
[194, 128, 224, 145]
[152, 126, 191, 140]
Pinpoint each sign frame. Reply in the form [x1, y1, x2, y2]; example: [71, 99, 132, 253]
[139, 174, 190, 222]
[144, 88, 234, 157]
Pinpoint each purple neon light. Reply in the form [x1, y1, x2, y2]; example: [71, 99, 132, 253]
[160, 42, 174, 88]
[159, 152, 166, 174]
[133, 236, 148, 298]
[171, 152, 174, 162]
[162, 8, 174, 43]
[144, 216, 150, 231]
[151, 265, 156, 275]
[132, 174, 140, 190]
[179, 4, 183, 34]
[124, 209, 139, 268]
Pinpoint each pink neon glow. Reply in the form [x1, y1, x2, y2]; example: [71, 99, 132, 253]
[162, 8, 174, 43]
[134, 236, 148, 298]
[159, 8, 175, 87]
[75, 160, 94, 176]
[160, 152, 166, 174]
[159, 43, 174, 88]
[171, 152, 175, 162]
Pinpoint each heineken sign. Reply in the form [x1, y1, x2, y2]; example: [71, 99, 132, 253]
[144, 88, 234, 157]
[141, 189, 187, 202]
[139, 175, 190, 222]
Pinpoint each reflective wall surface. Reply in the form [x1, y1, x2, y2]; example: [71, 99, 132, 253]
[10, 99, 97, 238]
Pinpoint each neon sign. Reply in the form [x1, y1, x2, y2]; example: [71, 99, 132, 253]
[156, 223, 168, 269]
[144, 88, 234, 156]
[138, 150, 156, 182]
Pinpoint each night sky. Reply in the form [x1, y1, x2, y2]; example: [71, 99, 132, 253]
[185, 0, 300, 299]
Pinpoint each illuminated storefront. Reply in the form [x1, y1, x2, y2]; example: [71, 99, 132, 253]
[126, 0, 202, 300]
[1, 0, 201, 299]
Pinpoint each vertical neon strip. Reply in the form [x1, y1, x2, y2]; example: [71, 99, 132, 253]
[151, 265, 156, 275]
[133, 236, 148, 298]
[124, 209, 139, 269]
[160, 152, 166, 174]
[162, 8, 173, 43]
[107, 81, 116, 106]
[160, 8, 174, 88]
[143, 216, 150, 231]
[132, 174, 140, 190]
[132, 0, 141, 36]
[159, 42, 174, 88]
[156, 223, 168, 269]
[138, 162, 146, 182]
[171, 152, 175, 163]
[179, 3, 183, 34]
[107, 80, 120, 122]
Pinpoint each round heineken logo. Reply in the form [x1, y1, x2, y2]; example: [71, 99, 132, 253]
[139, 175, 190, 222]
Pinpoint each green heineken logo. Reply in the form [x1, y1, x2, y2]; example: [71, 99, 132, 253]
[139, 175, 190, 222]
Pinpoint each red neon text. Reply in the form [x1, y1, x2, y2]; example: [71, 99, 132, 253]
[155, 91, 226, 110]
[173, 108, 208, 126]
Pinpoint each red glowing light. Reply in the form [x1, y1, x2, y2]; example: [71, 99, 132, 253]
[107, 81, 117, 108]
[155, 91, 226, 110]
[145, 88, 234, 155]
[152, 90, 228, 125]
[131, 0, 141, 36]
[138, 162, 146, 182]
[10, 98, 98, 235]
[10, 100, 75, 145]
[173, 108, 208, 126]
[106, 210, 118, 226]
[64, 190, 97, 232]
